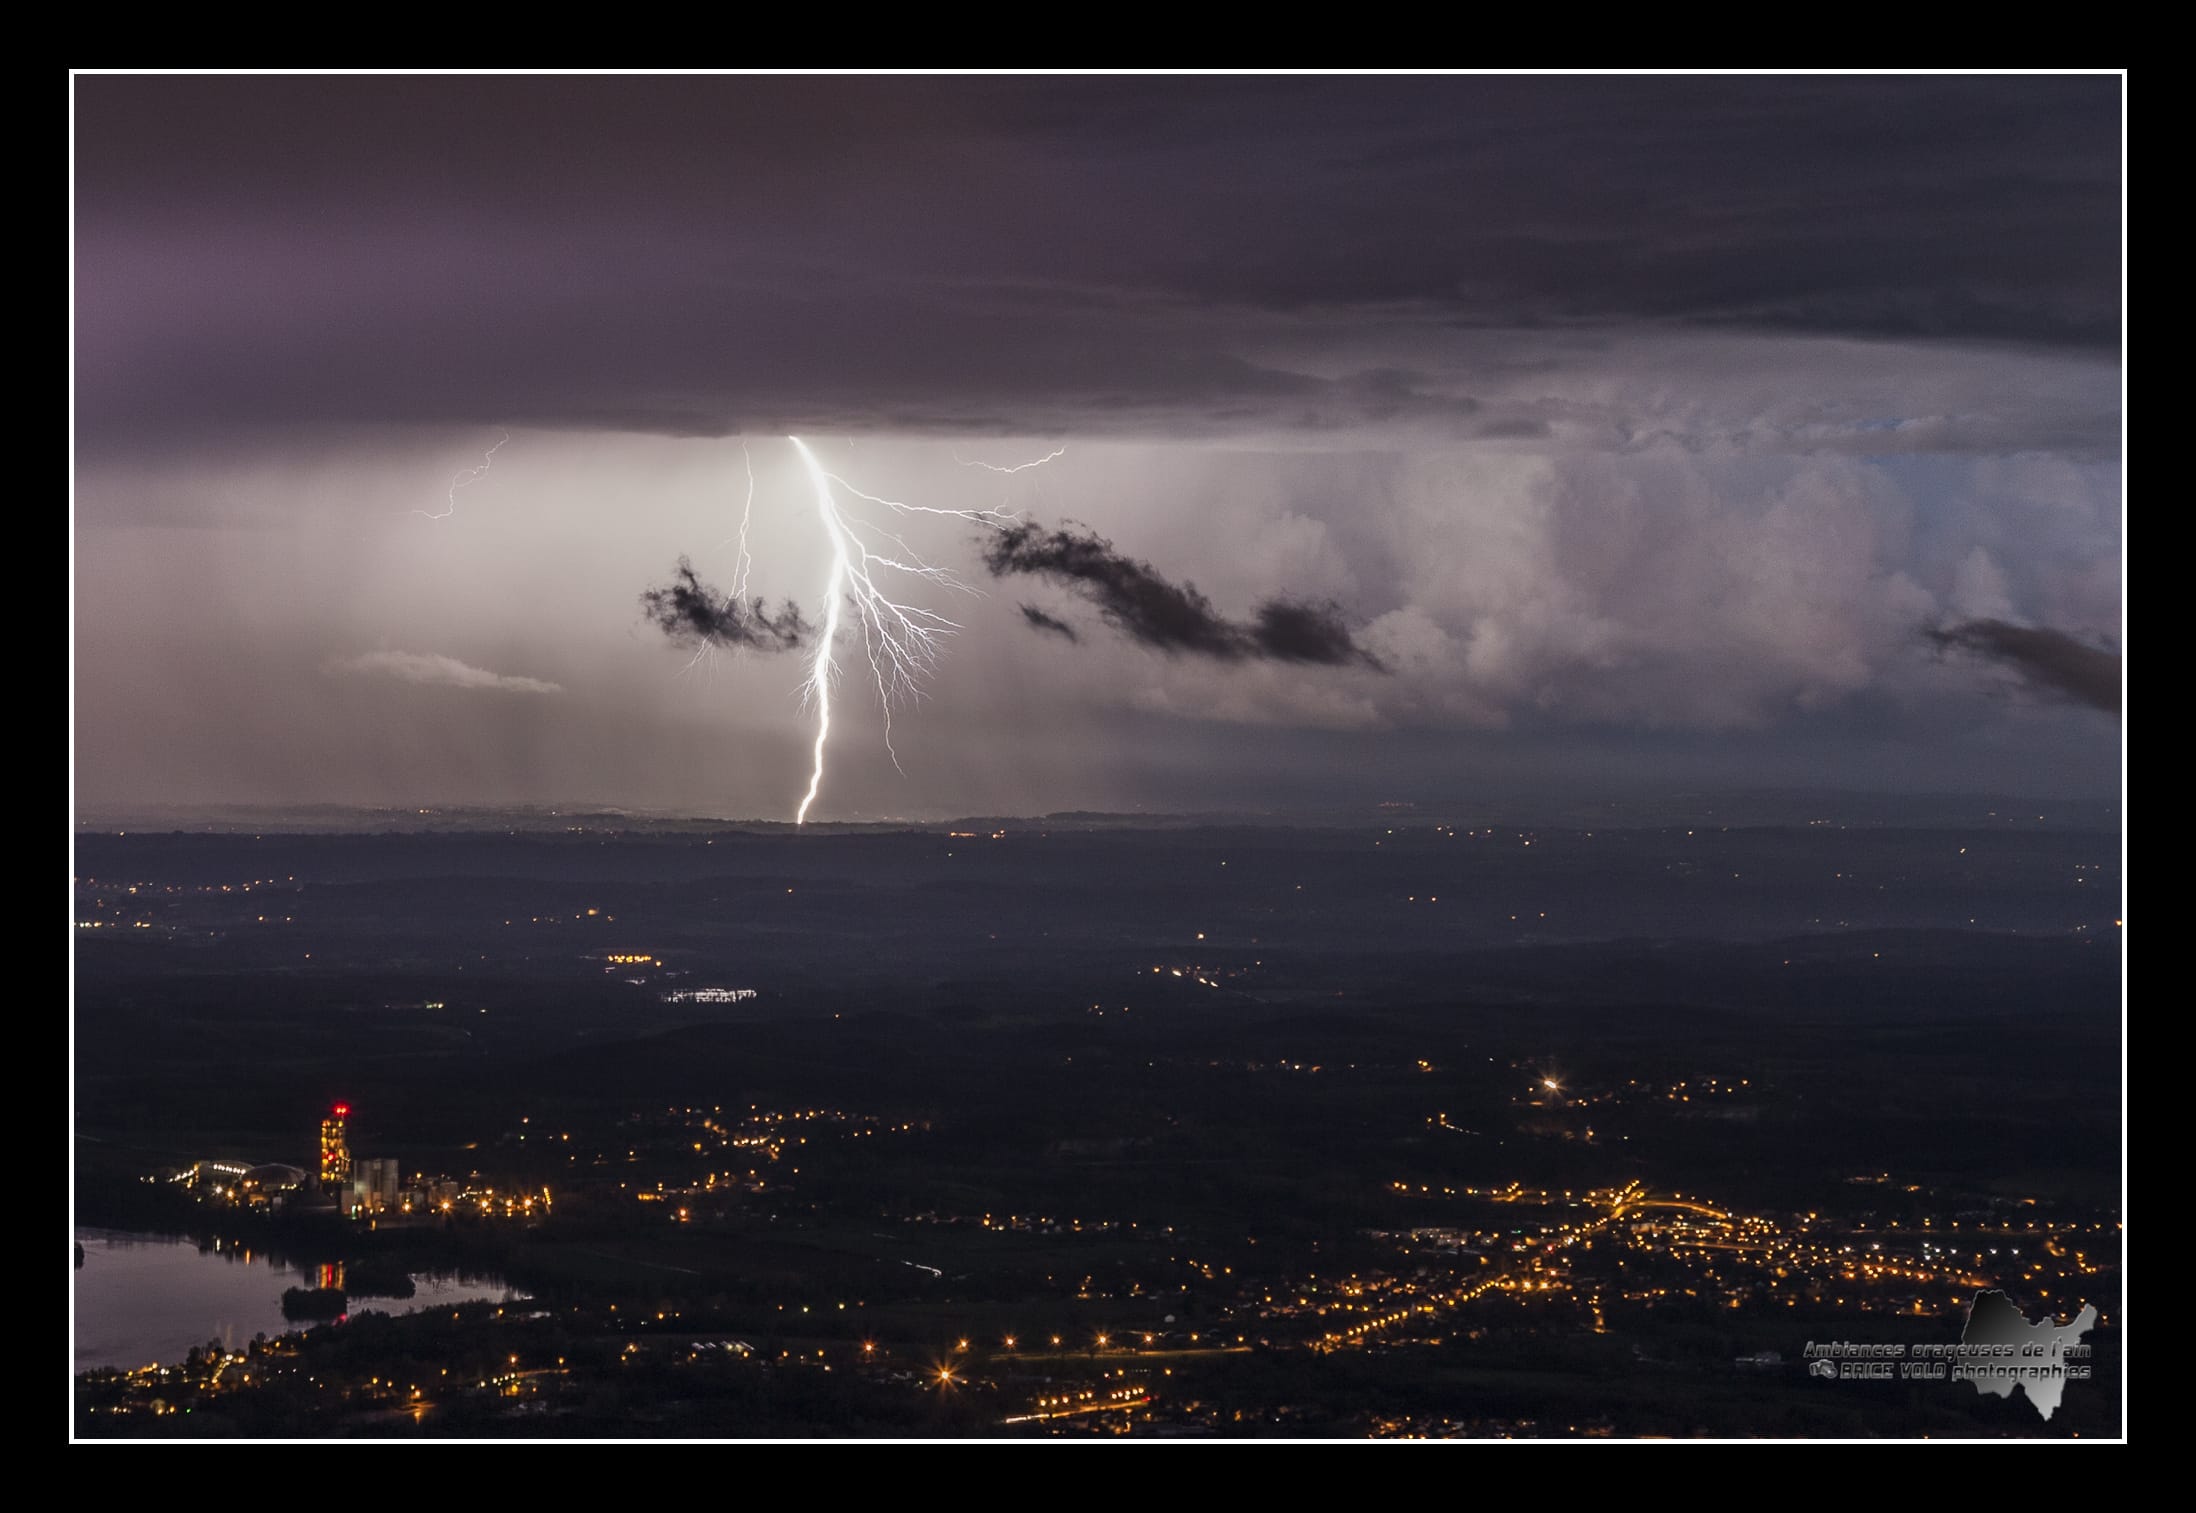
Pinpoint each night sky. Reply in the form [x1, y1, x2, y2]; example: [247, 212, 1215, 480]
[73, 75, 2123, 819]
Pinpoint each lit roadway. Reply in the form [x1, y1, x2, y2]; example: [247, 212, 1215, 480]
[1010, 1345, 1251, 1364]
[1001, 1391, 1154, 1426]
[1320, 1182, 1744, 1350]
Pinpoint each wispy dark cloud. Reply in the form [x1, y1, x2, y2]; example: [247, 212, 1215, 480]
[985, 521, 1383, 670]
[1927, 619, 2120, 713]
[1019, 604, 1079, 643]
[641, 557, 811, 652]
[985, 523, 1241, 659]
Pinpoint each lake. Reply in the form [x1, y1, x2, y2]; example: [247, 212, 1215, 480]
[74, 1227, 524, 1374]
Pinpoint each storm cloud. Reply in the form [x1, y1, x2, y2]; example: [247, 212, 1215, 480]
[1927, 619, 2121, 714]
[986, 521, 1382, 670]
[75, 76, 2118, 452]
[641, 558, 811, 652]
[70, 76, 2122, 817]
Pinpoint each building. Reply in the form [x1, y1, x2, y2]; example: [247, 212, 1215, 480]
[239, 1163, 308, 1209]
[349, 1157, 401, 1215]
[319, 1104, 352, 1195]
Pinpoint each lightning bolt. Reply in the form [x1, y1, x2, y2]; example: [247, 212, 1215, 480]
[954, 446, 1066, 475]
[791, 438, 850, 826]
[414, 429, 511, 520]
[655, 436, 1042, 823]
[784, 437, 1026, 824]
[730, 437, 757, 601]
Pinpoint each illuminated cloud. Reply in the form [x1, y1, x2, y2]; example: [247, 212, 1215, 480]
[328, 650, 562, 696]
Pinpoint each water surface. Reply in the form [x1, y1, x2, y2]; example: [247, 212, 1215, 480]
[74, 1227, 522, 1373]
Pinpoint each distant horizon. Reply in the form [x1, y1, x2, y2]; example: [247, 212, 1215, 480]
[71, 785, 2123, 835]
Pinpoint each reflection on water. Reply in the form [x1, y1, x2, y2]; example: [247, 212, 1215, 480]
[73, 1227, 523, 1374]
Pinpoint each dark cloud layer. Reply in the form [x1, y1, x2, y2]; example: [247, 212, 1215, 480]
[1928, 619, 2120, 714]
[641, 558, 811, 652]
[74, 75, 2118, 448]
[985, 522, 1382, 670]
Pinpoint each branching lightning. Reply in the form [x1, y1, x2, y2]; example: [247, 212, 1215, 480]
[419, 428, 1063, 824]
[642, 436, 1058, 822]
[954, 445, 1066, 475]
[414, 429, 511, 520]
[782, 437, 1033, 824]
